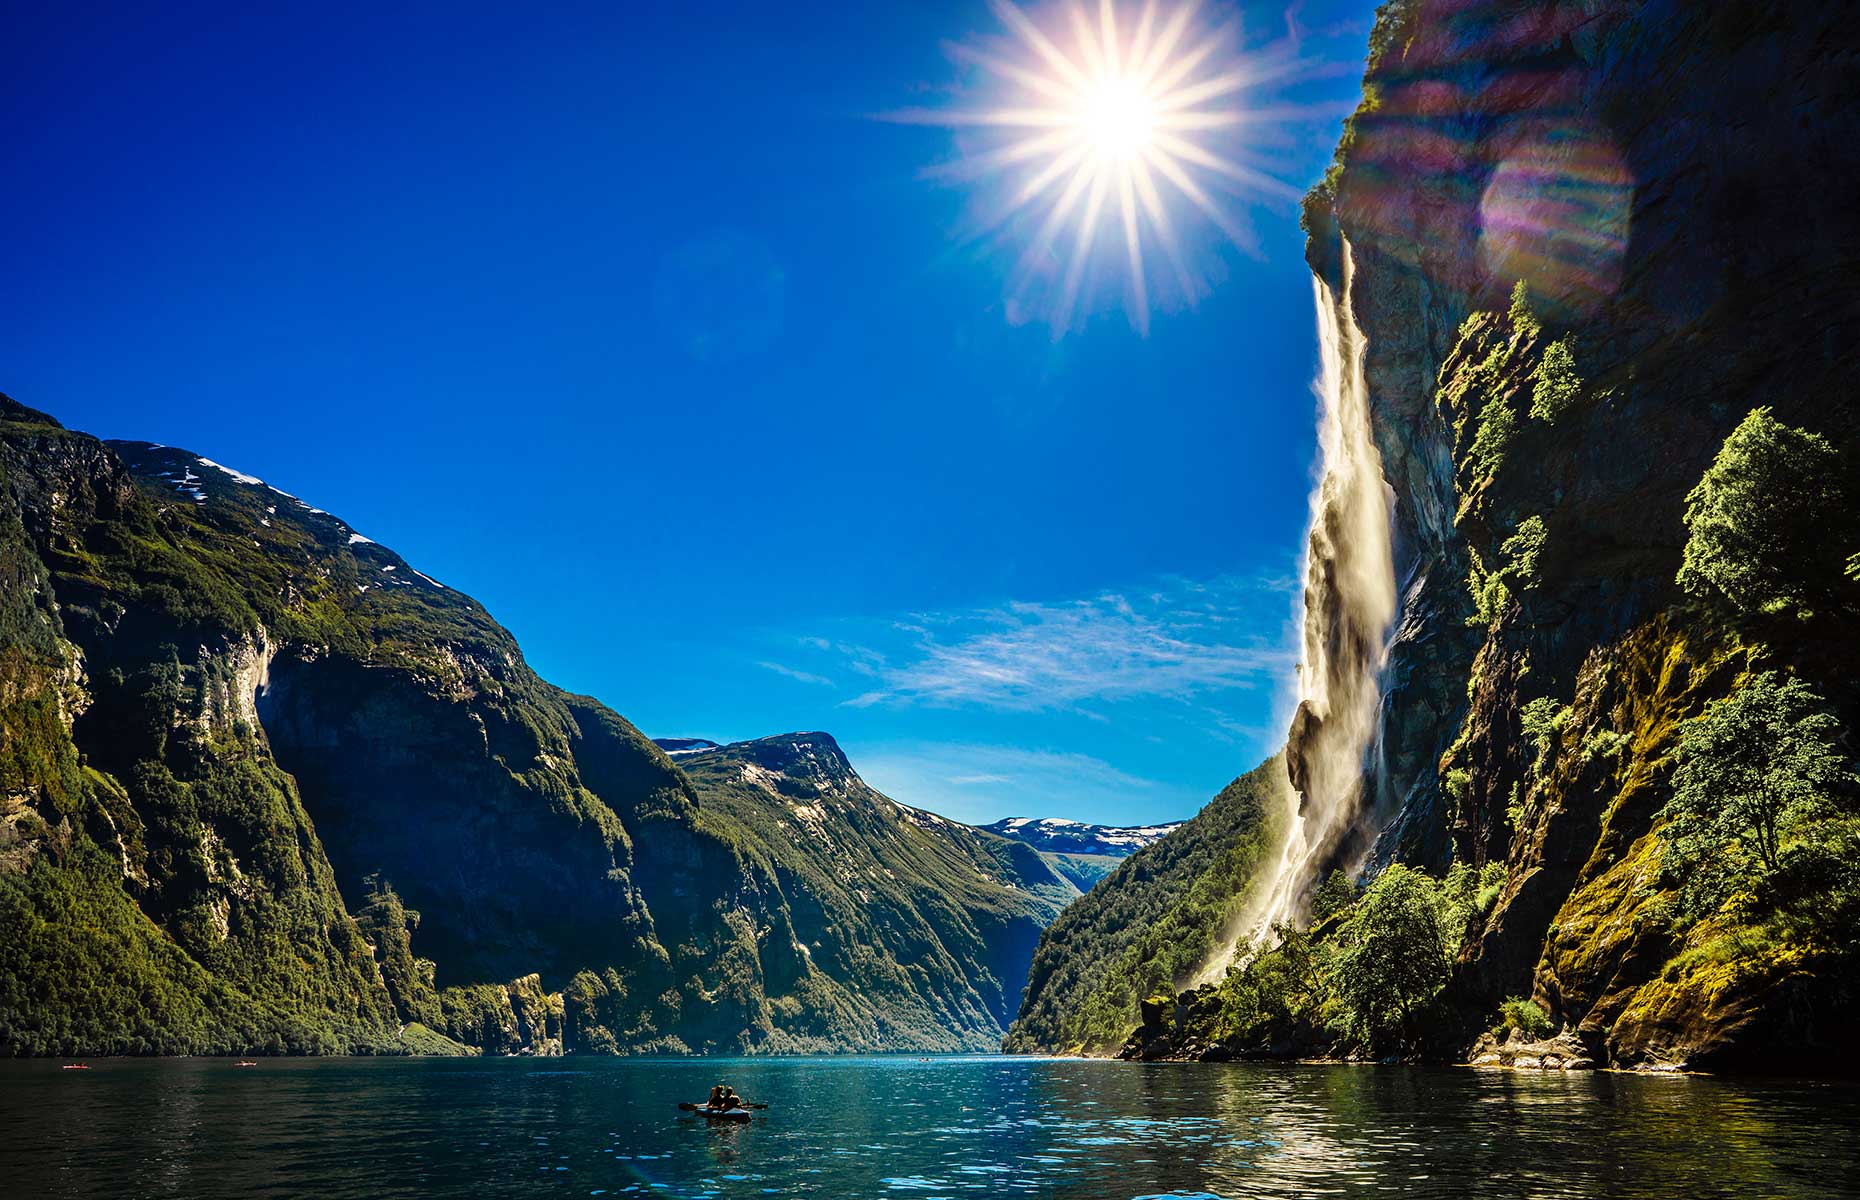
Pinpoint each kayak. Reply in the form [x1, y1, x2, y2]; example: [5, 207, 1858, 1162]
[679, 1102, 753, 1122]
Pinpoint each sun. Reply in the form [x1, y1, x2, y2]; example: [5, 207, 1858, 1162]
[890, 0, 1310, 335]
[1081, 78, 1156, 159]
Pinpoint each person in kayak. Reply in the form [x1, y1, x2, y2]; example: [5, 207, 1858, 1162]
[707, 1085, 728, 1110]
[721, 1086, 745, 1110]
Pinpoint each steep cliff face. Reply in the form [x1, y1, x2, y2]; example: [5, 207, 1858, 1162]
[0, 402, 399, 1054]
[1304, 0, 1860, 1068]
[0, 398, 1071, 1056]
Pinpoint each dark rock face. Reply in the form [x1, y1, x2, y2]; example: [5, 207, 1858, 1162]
[0, 401, 1073, 1056]
[1309, 0, 1860, 1068]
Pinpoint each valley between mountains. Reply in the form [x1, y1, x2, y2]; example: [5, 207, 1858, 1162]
[0, 402, 1178, 1057]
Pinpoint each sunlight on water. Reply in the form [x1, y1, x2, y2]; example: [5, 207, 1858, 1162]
[3, 1056, 1855, 1199]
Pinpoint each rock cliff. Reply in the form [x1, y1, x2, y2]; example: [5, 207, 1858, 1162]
[1308, 0, 1860, 1071]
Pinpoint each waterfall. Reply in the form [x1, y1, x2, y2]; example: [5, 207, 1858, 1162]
[1267, 238, 1398, 926]
[1191, 240, 1397, 985]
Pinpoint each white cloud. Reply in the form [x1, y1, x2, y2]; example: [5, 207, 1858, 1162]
[853, 741, 1189, 826]
[837, 574, 1294, 712]
[756, 660, 836, 687]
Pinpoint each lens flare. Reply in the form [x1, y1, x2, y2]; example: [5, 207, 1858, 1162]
[891, 0, 1320, 335]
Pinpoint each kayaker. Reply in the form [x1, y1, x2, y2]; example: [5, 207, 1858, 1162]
[706, 1085, 728, 1110]
[721, 1086, 744, 1110]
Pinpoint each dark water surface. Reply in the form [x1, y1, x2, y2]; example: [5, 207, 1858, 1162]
[3, 1055, 1857, 1199]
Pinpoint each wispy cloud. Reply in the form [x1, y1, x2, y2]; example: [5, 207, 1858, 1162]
[756, 660, 836, 687]
[854, 741, 1184, 826]
[836, 574, 1295, 712]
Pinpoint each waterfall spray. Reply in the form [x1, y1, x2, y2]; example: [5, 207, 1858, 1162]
[1191, 240, 1397, 985]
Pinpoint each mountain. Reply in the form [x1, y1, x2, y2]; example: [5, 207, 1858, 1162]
[982, 817, 1183, 857]
[671, 733, 1075, 1048]
[653, 738, 720, 757]
[1008, 0, 1860, 1073]
[1003, 760, 1284, 1054]
[982, 816, 1185, 890]
[0, 398, 1069, 1056]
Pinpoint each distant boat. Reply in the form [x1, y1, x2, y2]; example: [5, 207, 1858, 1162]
[236, 1061, 258, 1068]
[677, 1102, 759, 1121]
[60, 1064, 89, 1071]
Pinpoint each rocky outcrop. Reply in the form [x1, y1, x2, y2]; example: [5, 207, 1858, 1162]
[1307, 0, 1860, 1069]
[1467, 1027, 1595, 1072]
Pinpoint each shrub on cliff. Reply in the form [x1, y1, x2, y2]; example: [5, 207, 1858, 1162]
[1530, 339, 1581, 422]
[1497, 996, 1551, 1038]
[1677, 408, 1851, 615]
[1659, 671, 1855, 921]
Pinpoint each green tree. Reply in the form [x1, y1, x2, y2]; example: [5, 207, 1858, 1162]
[1310, 868, 1357, 924]
[1329, 864, 1451, 1048]
[1529, 339, 1581, 422]
[1659, 671, 1854, 919]
[1677, 408, 1850, 614]
[1507, 279, 1540, 340]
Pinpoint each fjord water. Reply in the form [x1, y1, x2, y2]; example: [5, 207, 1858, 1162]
[4, 1057, 1856, 1199]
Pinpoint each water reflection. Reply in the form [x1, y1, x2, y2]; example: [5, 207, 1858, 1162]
[1, 1056, 1854, 1198]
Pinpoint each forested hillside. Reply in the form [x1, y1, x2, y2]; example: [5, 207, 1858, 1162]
[1003, 759, 1283, 1053]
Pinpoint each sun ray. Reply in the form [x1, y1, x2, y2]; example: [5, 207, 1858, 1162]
[1116, 164, 1150, 334]
[1057, 166, 1112, 331]
[990, 0, 1092, 91]
[1013, 140, 1096, 209]
[1151, 129, 1302, 200]
[1019, 155, 1100, 279]
[1069, 4, 1107, 80]
[1129, 155, 1198, 300]
[1145, 17, 1232, 98]
[1142, 142, 1258, 254]
[1134, 0, 1200, 83]
[908, 0, 1313, 333]
[1099, 0, 1122, 78]
[948, 43, 1083, 107]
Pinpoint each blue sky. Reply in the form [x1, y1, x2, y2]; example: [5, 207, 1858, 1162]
[3, 1, 1376, 826]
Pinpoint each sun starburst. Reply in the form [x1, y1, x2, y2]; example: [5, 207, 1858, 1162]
[894, 0, 1312, 335]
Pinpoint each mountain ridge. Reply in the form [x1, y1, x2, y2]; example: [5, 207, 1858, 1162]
[0, 396, 1074, 1056]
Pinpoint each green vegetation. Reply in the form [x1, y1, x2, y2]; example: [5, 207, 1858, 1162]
[1507, 280, 1541, 341]
[1328, 864, 1454, 1047]
[1004, 760, 1285, 1053]
[1467, 395, 1519, 483]
[1659, 671, 1856, 921]
[1466, 515, 1546, 627]
[1677, 408, 1852, 615]
[1497, 996, 1551, 1038]
[1310, 868, 1358, 923]
[1193, 860, 1506, 1058]
[1530, 339, 1581, 422]
[1519, 696, 1570, 766]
